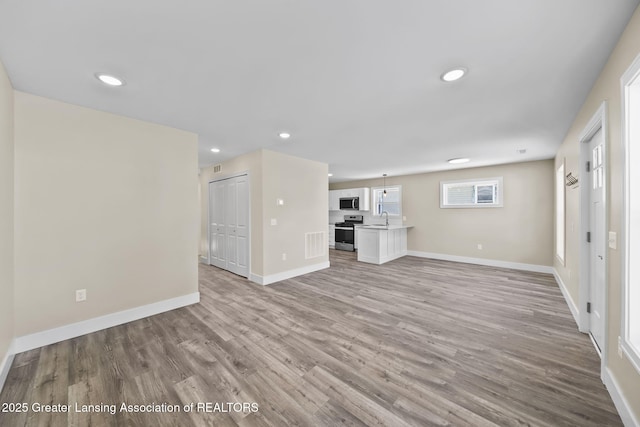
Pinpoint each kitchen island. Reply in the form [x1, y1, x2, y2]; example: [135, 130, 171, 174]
[356, 225, 413, 265]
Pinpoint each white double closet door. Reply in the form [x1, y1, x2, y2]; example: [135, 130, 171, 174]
[209, 175, 249, 278]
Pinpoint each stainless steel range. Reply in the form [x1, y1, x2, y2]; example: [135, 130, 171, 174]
[334, 215, 364, 251]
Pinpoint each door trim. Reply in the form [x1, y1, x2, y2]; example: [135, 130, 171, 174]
[578, 101, 609, 379]
[208, 171, 251, 278]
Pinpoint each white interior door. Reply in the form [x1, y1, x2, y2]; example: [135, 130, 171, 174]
[588, 127, 606, 352]
[208, 175, 250, 278]
[234, 175, 249, 277]
[209, 180, 226, 269]
[225, 178, 239, 275]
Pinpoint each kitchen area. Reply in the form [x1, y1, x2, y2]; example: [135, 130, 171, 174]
[329, 187, 412, 265]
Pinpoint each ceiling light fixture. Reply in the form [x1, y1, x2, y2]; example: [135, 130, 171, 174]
[328, 173, 333, 177]
[279, 132, 291, 139]
[211, 148, 220, 153]
[448, 158, 470, 164]
[440, 68, 467, 82]
[383, 173, 387, 197]
[95, 73, 124, 86]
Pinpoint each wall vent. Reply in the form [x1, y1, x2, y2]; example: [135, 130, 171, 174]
[213, 164, 222, 173]
[305, 231, 326, 259]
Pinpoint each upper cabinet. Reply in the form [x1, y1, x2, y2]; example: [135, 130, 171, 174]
[329, 190, 340, 211]
[329, 188, 370, 211]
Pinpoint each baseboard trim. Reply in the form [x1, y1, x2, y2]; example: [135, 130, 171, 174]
[552, 268, 581, 330]
[603, 367, 640, 427]
[406, 251, 554, 274]
[0, 339, 15, 394]
[250, 261, 330, 286]
[14, 292, 200, 354]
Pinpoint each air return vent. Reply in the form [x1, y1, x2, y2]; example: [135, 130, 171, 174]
[213, 164, 222, 173]
[305, 231, 326, 259]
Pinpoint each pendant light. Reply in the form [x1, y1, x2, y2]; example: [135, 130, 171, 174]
[383, 174, 387, 197]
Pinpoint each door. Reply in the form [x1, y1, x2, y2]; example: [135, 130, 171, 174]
[588, 127, 605, 352]
[225, 175, 249, 277]
[208, 175, 250, 278]
[209, 180, 226, 269]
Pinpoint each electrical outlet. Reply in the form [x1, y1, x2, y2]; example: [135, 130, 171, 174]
[76, 289, 87, 302]
[282, 253, 287, 261]
[477, 244, 483, 250]
[270, 218, 277, 226]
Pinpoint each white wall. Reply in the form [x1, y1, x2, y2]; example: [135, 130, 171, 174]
[200, 149, 329, 282]
[0, 59, 15, 384]
[13, 92, 200, 336]
[555, 4, 640, 421]
[200, 150, 264, 275]
[332, 160, 554, 268]
[261, 150, 329, 277]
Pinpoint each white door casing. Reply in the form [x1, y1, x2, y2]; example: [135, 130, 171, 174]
[588, 127, 606, 353]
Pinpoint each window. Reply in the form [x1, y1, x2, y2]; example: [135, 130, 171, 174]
[372, 186, 401, 216]
[621, 53, 640, 373]
[556, 162, 565, 264]
[440, 177, 503, 208]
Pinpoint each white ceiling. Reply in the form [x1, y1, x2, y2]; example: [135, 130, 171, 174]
[1, 1, 638, 182]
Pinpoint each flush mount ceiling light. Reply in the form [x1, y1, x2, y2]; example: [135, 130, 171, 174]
[328, 173, 333, 177]
[210, 148, 221, 153]
[448, 158, 470, 164]
[440, 68, 467, 82]
[278, 132, 291, 139]
[95, 73, 124, 86]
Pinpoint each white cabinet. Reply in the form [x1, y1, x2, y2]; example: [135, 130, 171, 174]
[356, 227, 409, 265]
[328, 224, 335, 248]
[328, 188, 370, 211]
[355, 187, 370, 211]
[329, 190, 340, 211]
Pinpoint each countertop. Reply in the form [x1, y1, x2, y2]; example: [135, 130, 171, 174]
[356, 224, 414, 230]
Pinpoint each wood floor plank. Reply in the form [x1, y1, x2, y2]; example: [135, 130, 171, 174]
[0, 249, 623, 426]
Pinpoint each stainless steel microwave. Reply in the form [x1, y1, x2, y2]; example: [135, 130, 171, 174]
[339, 197, 359, 210]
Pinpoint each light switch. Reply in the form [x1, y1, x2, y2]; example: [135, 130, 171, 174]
[270, 218, 277, 226]
[276, 198, 284, 206]
[609, 231, 617, 249]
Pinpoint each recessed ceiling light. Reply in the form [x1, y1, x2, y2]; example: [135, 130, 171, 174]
[441, 68, 467, 82]
[95, 73, 124, 86]
[448, 158, 470, 164]
[211, 148, 220, 153]
[279, 132, 291, 139]
[328, 173, 333, 177]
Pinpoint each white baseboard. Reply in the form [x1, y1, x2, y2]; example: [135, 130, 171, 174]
[603, 367, 640, 427]
[406, 251, 554, 274]
[552, 268, 581, 330]
[14, 292, 200, 354]
[0, 339, 15, 394]
[250, 261, 330, 286]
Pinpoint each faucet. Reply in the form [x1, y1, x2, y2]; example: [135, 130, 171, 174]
[382, 211, 389, 227]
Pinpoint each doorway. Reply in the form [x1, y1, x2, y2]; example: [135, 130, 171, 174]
[579, 102, 608, 368]
[208, 174, 250, 278]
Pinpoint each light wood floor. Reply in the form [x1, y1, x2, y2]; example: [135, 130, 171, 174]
[0, 250, 622, 426]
